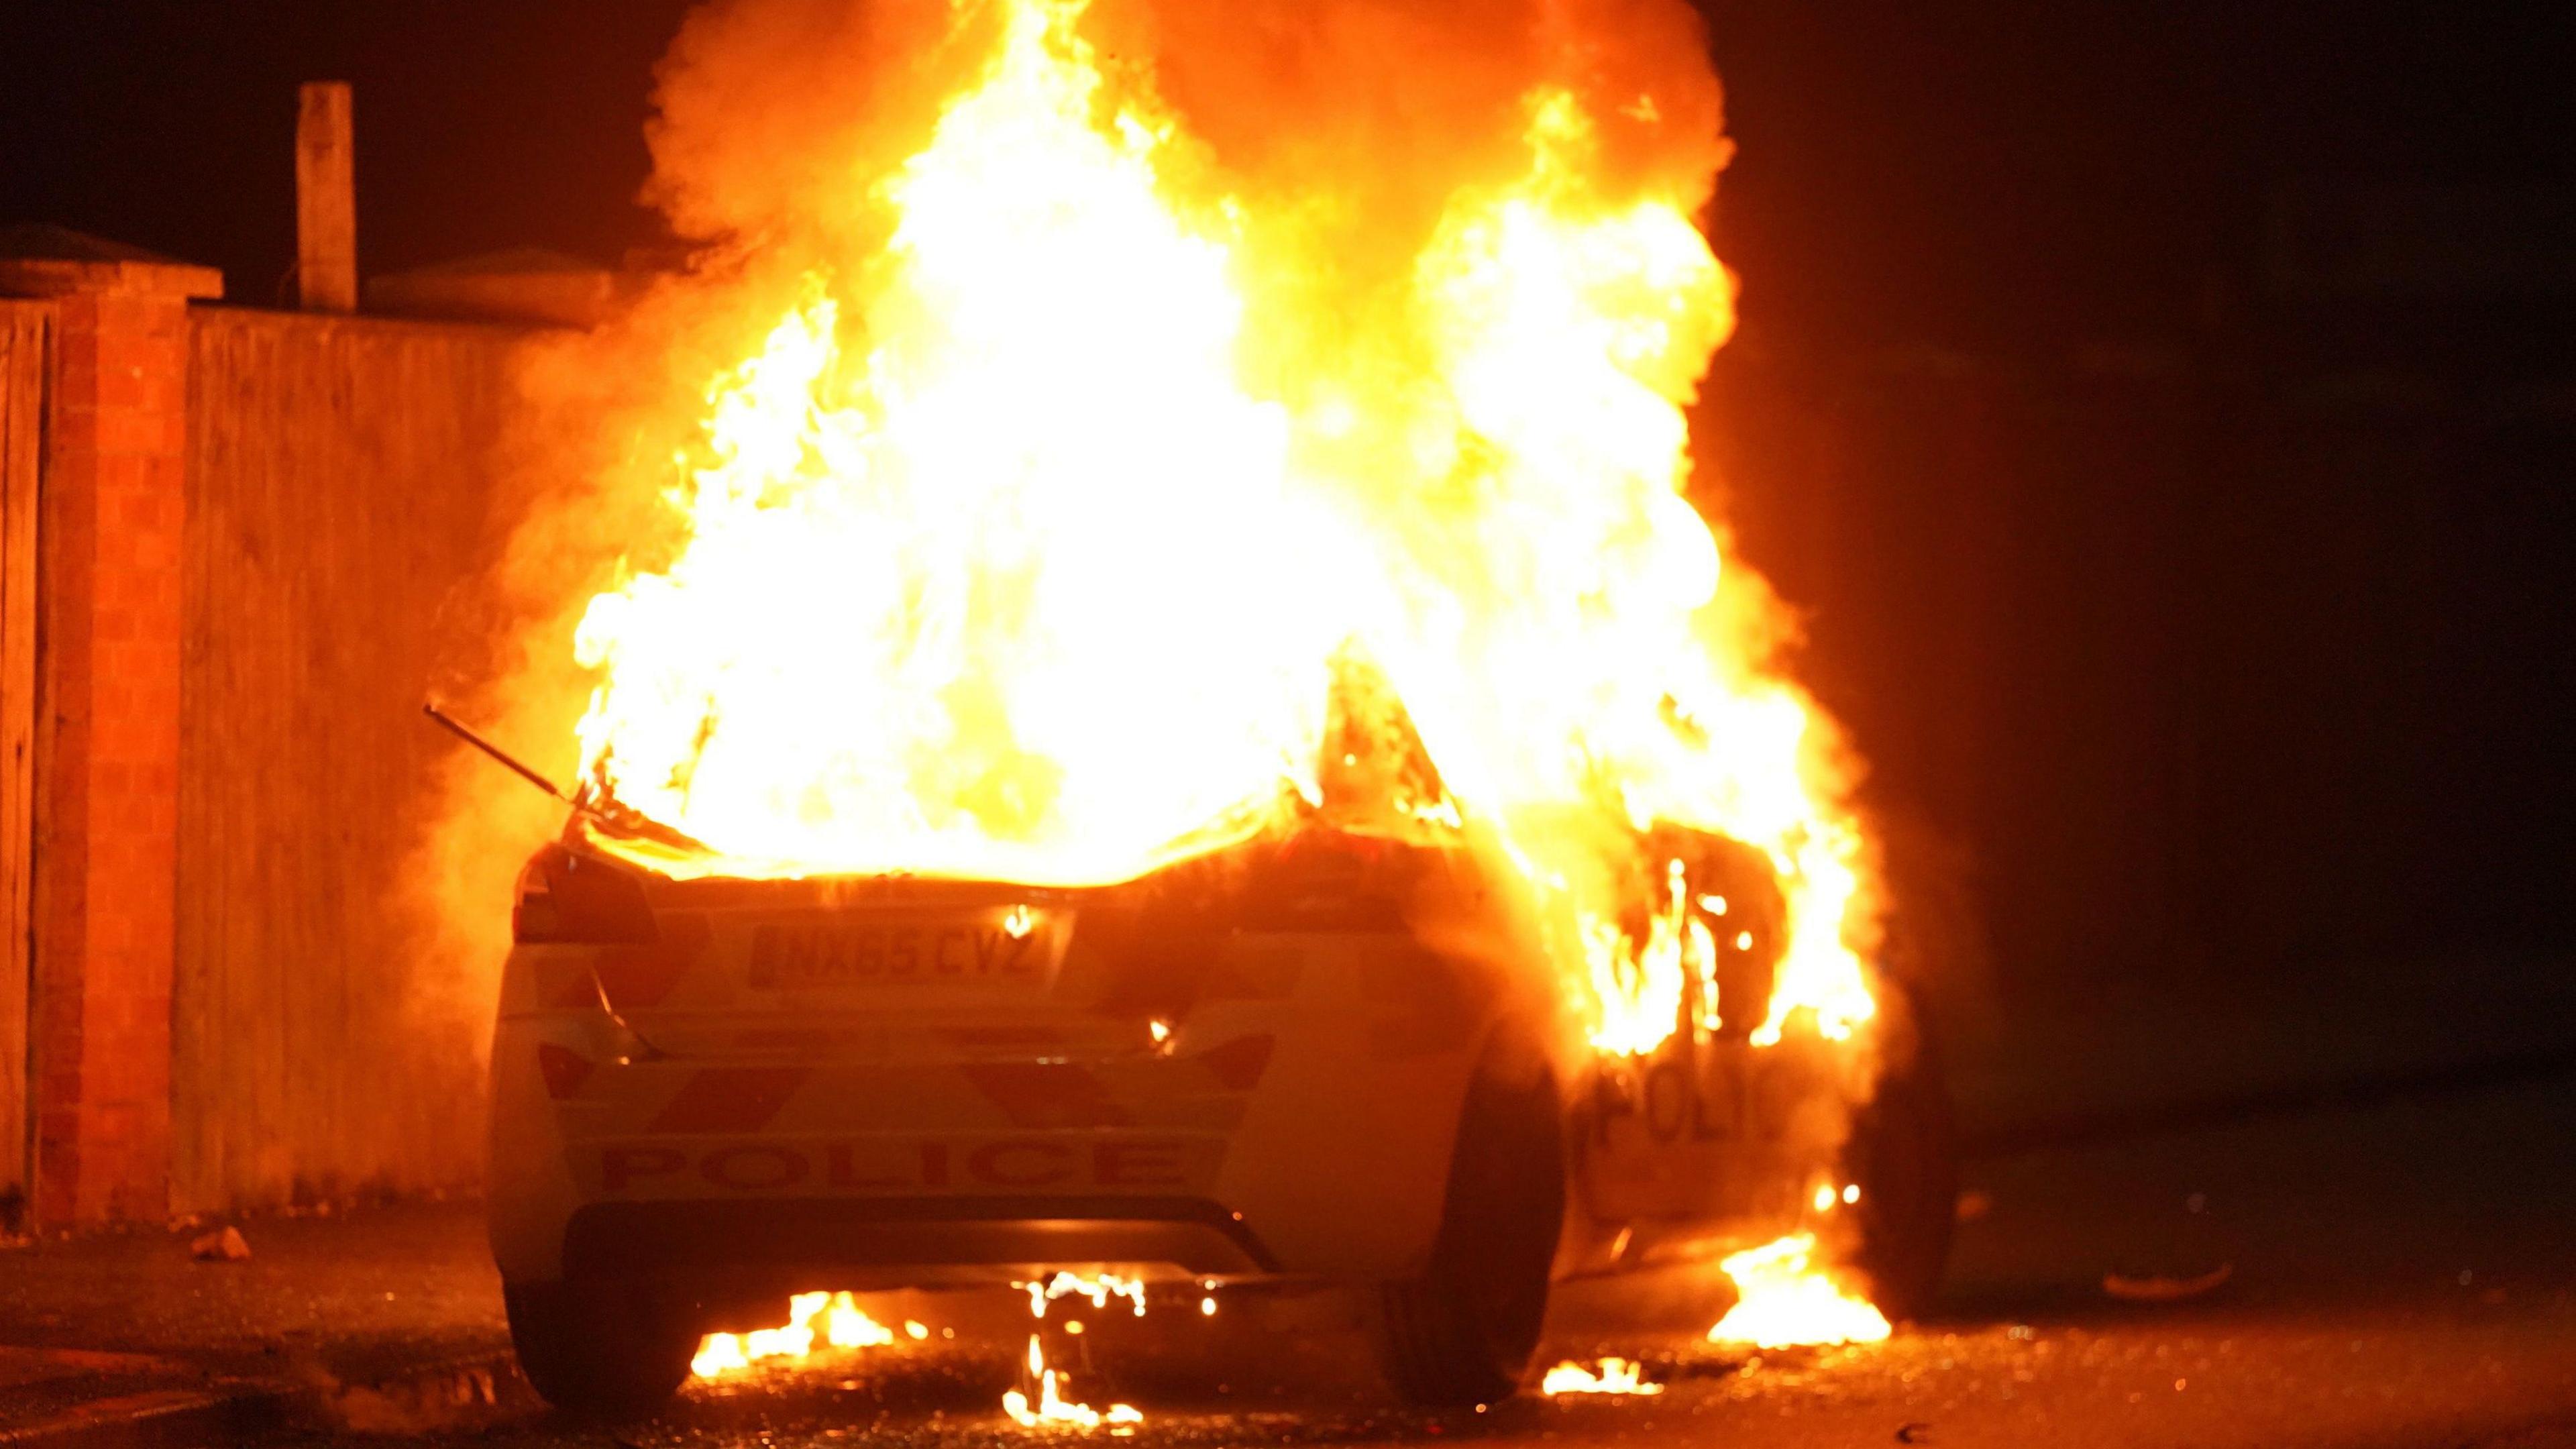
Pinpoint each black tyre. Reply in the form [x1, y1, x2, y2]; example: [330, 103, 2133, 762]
[1843, 980, 1957, 1322]
[504, 1278, 697, 1417]
[1378, 1046, 1566, 1406]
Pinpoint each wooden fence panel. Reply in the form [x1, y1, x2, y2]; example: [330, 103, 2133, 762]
[177, 308, 529, 1212]
[0, 300, 48, 1223]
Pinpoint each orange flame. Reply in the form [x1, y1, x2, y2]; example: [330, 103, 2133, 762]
[1004, 1334, 1144, 1432]
[1006, 1273, 1144, 1430]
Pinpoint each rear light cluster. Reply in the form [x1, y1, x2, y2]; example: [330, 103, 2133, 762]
[535, 1041, 596, 1099]
[513, 844, 660, 945]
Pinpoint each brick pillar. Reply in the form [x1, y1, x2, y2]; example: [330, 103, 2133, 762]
[0, 238, 220, 1226]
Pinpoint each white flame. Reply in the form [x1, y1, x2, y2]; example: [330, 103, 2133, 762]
[1707, 1234, 1890, 1350]
[691, 1291, 901, 1379]
[1541, 1357, 1664, 1395]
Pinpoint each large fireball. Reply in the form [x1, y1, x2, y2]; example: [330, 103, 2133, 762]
[571, 0, 1873, 1055]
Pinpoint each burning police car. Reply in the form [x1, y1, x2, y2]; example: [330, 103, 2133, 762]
[472, 0, 1957, 1413]
[486, 790, 1953, 1414]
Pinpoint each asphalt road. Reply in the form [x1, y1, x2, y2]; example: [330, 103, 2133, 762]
[256, 1073, 2576, 1449]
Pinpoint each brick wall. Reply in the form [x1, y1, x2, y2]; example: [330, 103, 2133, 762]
[0, 244, 217, 1226]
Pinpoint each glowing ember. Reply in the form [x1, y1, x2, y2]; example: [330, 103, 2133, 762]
[1805, 1179, 1863, 1216]
[566, 0, 1879, 1063]
[1708, 1234, 1891, 1350]
[1541, 1357, 1664, 1396]
[690, 1291, 900, 1379]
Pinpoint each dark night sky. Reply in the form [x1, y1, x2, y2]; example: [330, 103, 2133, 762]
[1, 1, 692, 305]
[7, 2, 2574, 345]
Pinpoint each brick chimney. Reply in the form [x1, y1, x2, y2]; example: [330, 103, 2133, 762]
[297, 82, 357, 312]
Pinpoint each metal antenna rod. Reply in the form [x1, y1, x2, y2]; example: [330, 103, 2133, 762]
[423, 701, 710, 853]
[421, 700, 582, 807]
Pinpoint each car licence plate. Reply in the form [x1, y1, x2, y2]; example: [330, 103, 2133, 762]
[745, 908, 1060, 991]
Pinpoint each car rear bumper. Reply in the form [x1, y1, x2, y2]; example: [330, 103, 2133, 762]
[488, 930, 1503, 1292]
[564, 1195, 1280, 1286]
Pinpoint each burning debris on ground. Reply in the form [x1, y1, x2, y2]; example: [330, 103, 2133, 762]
[1708, 1234, 1890, 1350]
[1540, 1358, 1664, 1397]
[689, 1292, 905, 1379]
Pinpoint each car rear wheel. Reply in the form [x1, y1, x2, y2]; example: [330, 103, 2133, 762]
[504, 1278, 698, 1417]
[1377, 1049, 1565, 1406]
[1843, 980, 1956, 1322]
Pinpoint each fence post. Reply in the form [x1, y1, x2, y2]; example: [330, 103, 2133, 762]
[0, 229, 219, 1226]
